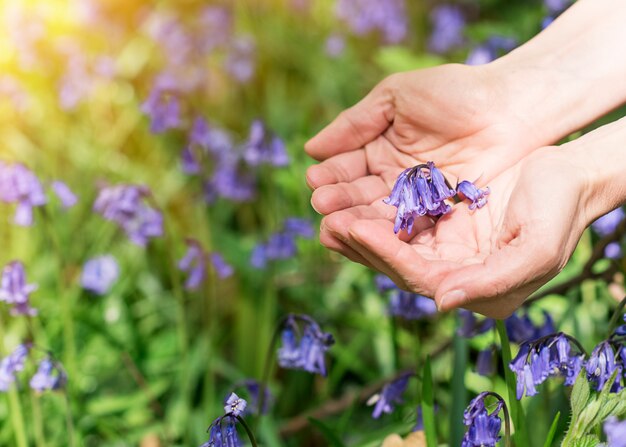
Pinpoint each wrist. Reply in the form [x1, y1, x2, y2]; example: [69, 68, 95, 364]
[559, 117, 626, 225]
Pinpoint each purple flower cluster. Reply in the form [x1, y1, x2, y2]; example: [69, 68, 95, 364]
[509, 333, 584, 399]
[428, 5, 465, 54]
[335, 0, 408, 44]
[81, 255, 120, 295]
[0, 162, 47, 226]
[0, 345, 30, 391]
[375, 275, 437, 320]
[93, 184, 163, 246]
[183, 118, 289, 204]
[462, 392, 504, 447]
[367, 372, 412, 419]
[591, 207, 624, 259]
[585, 324, 626, 392]
[604, 416, 626, 447]
[141, 82, 182, 134]
[466, 36, 517, 66]
[178, 239, 233, 291]
[201, 392, 248, 447]
[505, 309, 555, 343]
[0, 261, 38, 316]
[457, 309, 495, 338]
[277, 314, 334, 376]
[51, 181, 78, 208]
[251, 218, 314, 268]
[30, 358, 67, 392]
[476, 346, 496, 377]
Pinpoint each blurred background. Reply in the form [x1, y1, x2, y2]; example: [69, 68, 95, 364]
[1, 0, 625, 446]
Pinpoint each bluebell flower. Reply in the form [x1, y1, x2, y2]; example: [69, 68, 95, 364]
[585, 340, 623, 392]
[0, 162, 47, 226]
[604, 241, 622, 259]
[141, 83, 181, 134]
[225, 36, 256, 83]
[457, 180, 490, 210]
[335, 0, 408, 44]
[0, 261, 38, 316]
[30, 358, 67, 392]
[592, 207, 625, 236]
[505, 310, 555, 343]
[388, 290, 437, 320]
[457, 309, 495, 338]
[206, 160, 257, 203]
[51, 181, 78, 208]
[466, 36, 517, 66]
[367, 372, 412, 418]
[325, 34, 346, 57]
[375, 274, 397, 292]
[203, 415, 242, 447]
[0, 344, 30, 391]
[604, 416, 626, 447]
[509, 333, 585, 399]
[428, 5, 465, 54]
[224, 393, 247, 417]
[179, 240, 207, 291]
[81, 255, 119, 295]
[384, 163, 456, 234]
[476, 346, 496, 377]
[236, 379, 272, 414]
[251, 218, 312, 268]
[243, 120, 289, 167]
[544, 0, 571, 14]
[198, 6, 233, 52]
[284, 218, 315, 239]
[210, 253, 234, 279]
[93, 184, 163, 246]
[462, 392, 504, 447]
[277, 314, 334, 376]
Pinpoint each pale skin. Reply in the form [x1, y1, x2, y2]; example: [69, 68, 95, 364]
[305, 0, 626, 318]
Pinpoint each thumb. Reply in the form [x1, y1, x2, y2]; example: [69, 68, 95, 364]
[305, 75, 397, 161]
[435, 238, 559, 318]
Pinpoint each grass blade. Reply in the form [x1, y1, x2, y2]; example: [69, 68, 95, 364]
[543, 411, 561, 447]
[422, 356, 437, 447]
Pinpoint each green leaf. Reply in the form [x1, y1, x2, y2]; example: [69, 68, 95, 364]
[543, 411, 561, 447]
[374, 47, 446, 74]
[570, 370, 591, 421]
[571, 435, 600, 447]
[449, 333, 468, 447]
[496, 320, 530, 447]
[307, 417, 346, 447]
[422, 357, 437, 447]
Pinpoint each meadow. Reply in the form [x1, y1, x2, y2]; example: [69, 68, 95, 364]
[1, 0, 625, 446]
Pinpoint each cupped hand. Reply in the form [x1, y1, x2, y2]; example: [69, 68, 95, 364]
[327, 147, 592, 318]
[305, 64, 554, 265]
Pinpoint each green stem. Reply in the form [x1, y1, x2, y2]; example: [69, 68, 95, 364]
[65, 392, 77, 447]
[236, 415, 259, 447]
[31, 392, 47, 447]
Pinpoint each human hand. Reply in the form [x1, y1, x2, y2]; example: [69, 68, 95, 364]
[305, 64, 556, 267]
[327, 146, 593, 318]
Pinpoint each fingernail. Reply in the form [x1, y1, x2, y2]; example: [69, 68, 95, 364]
[439, 290, 466, 311]
[310, 197, 321, 214]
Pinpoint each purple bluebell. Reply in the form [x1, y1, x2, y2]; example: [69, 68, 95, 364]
[605, 242, 623, 259]
[457, 180, 490, 210]
[462, 392, 504, 447]
[210, 253, 234, 279]
[198, 6, 233, 52]
[592, 207, 625, 236]
[466, 36, 517, 66]
[81, 255, 120, 295]
[505, 310, 555, 344]
[368, 372, 412, 418]
[544, 0, 571, 14]
[585, 340, 623, 392]
[325, 34, 346, 57]
[277, 314, 334, 376]
[237, 379, 272, 414]
[375, 274, 397, 292]
[388, 290, 437, 320]
[0, 261, 38, 316]
[384, 163, 456, 234]
[206, 162, 257, 203]
[604, 416, 626, 447]
[93, 184, 163, 246]
[284, 218, 315, 239]
[141, 83, 181, 134]
[30, 358, 67, 392]
[181, 147, 201, 175]
[509, 333, 585, 399]
[203, 415, 242, 447]
[457, 310, 495, 338]
[225, 36, 256, 83]
[224, 393, 247, 416]
[0, 162, 47, 226]
[335, 0, 408, 44]
[0, 344, 30, 391]
[243, 121, 289, 167]
[178, 240, 207, 291]
[51, 181, 78, 208]
[428, 5, 465, 54]
[476, 346, 496, 377]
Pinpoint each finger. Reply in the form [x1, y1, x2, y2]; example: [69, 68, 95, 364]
[306, 150, 368, 190]
[319, 218, 375, 269]
[347, 219, 454, 297]
[311, 176, 389, 215]
[435, 237, 559, 318]
[305, 76, 397, 161]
